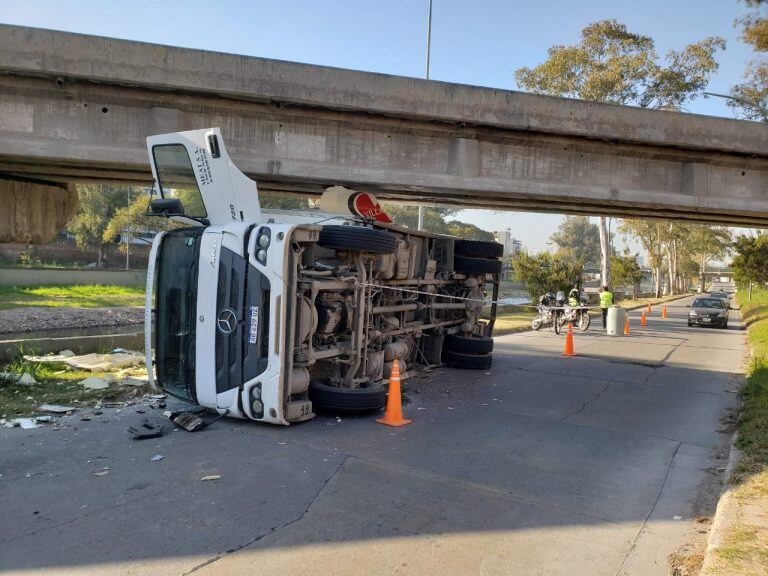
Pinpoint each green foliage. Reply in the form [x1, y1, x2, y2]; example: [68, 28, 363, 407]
[734, 284, 768, 476]
[733, 233, 768, 287]
[383, 204, 493, 241]
[731, 0, 768, 121]
[103, 195, 173, 246]
[515, 19, 724, 110]
[550, 216, 600, 266]
[610, 254, 643, 289]
[260, 193, 313, 210]
[511, 251, 583, 301]
[67, 185, 134, 251]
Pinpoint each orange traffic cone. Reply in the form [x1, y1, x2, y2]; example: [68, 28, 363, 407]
[662, 306, 668, 319]
[641, 310, 647, 327]
[377, 359, 412, 427]
[624, 316, 631, 335]
[647, 303, 652, 314]
[562, 322, 576, 356]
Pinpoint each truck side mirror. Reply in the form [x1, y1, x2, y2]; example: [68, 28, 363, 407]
[150, 198, 185, 217]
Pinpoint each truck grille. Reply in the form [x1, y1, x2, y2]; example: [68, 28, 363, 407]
[214, 247, 245, 394]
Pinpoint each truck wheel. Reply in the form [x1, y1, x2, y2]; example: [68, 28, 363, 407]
[454, 240, 504, 259]
[445, 334, 494, 354]
[442, 350, 493, 370]
[309, 380, 387, 414]
[453, 255, 502, 274]
[318, 225, 398, 254]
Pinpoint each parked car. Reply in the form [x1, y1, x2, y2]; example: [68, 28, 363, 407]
[688, 297, 730, 328]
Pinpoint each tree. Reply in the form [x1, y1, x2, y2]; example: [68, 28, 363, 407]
[550, 216, 600, 265]
[619, 219, 665, 297]
[67, 185, 134, 267]
[383, 204, 494, 241]
[516, 20, 725, 291]
[730, 0, 768, 121]
[511, 251, 583, 302]
[732, 233, 768, 300]
[688, 225, 732, 292]
[610, 254, 643, 292]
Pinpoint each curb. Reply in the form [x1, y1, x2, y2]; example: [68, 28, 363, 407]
[699, 433, 743, 575]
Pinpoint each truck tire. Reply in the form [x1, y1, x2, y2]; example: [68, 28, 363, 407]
[453, 255, 502, 274]
[319, 225, 398, 254]
[442, 350, 493, 370]
[454, 240, 504, 259]
[444, 334, 494, 354]
[309, 380, 387, 414]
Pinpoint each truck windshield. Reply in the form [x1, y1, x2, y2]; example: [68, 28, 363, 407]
[152, 144, 208, 218]
[155, 227, 203, 402]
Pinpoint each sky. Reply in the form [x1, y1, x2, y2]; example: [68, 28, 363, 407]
[0, 0, 757, 253]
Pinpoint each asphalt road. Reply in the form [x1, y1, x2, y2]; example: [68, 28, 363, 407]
[0, 296, 744, 575]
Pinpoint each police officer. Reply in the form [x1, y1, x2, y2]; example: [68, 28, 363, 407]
[599, 285, 613, 329]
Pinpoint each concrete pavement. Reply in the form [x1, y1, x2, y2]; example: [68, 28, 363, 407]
[0, 296, 743, 575]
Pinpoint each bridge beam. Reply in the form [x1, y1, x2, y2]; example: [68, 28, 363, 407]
[0, 25, 767, 227]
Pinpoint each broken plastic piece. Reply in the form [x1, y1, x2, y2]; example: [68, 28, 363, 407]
[172, 412, 205, 432]
[127, 418, 165, 440]
[37, 404, 76, 413]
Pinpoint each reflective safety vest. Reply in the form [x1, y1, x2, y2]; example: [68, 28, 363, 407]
[599, 291, 613, 308]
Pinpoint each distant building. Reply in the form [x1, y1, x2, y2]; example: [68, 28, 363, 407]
[494, 229, 522, 257]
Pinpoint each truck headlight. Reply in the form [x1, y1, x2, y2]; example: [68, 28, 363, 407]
[257, 249, 267, 262]
[258, 234, 270, 248]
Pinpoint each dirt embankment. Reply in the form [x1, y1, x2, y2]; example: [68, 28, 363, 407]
[0, 306, 144, 334]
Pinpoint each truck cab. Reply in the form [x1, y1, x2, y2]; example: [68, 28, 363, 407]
[145, 128, 501, 425]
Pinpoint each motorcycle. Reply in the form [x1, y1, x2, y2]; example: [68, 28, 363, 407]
[555, 294, 591, 333]
[531, 293, 557, 331]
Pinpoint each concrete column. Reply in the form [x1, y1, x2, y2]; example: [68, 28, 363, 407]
[0, 179, 78, 243]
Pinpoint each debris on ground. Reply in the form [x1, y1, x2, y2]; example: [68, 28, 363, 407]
[14, 418, 39, 429]
[0, 372, 37, 385]
[18, 373, 37, 385]
[127, 418, 165, 440]
[201, 475, 221, 481]
[171, 409, 227, 432]
[79, 376, 110, 390]
[150, 454, 164, 462]
[36, 404, 76, 414]
[172, 412, 205, 432]
[93, 468, 110, 477]
[23, 350, 144, 372]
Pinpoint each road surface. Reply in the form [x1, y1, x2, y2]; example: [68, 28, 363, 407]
[0, 296, 744, 575]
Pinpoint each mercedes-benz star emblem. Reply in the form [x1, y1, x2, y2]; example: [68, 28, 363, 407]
[217, 309, 237, 334]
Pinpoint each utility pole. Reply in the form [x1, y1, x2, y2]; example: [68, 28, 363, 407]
[417, 0, 432, 231]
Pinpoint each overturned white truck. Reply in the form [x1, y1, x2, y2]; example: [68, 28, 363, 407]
[145, 128, 502, 425]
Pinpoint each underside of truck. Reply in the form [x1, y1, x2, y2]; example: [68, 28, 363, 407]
[286, 222, 502, 416]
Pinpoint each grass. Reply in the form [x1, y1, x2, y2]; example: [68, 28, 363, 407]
[0, 284, 144, 310]
[733, 287, 768, 478]
[0, 352, 148, 416]
[491, 305, 537, 336]
[708, 286, 768, 575]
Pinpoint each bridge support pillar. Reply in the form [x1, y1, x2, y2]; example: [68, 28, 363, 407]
[0, 178, 78, 243]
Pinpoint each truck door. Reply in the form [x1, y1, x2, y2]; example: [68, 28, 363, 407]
[146, 128, 261, 225]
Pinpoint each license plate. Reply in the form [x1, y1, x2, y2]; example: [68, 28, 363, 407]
[702, 317, 711, 323]
[248, 306, 260, 343]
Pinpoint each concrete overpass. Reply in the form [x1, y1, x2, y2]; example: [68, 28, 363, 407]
[0, 24, 767, 238]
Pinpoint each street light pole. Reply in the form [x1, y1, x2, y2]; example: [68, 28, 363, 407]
[417, 0, 433, 231]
